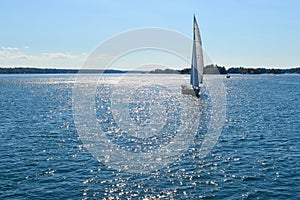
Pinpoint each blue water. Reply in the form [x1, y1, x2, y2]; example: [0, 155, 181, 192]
[0, 74, 299, 199]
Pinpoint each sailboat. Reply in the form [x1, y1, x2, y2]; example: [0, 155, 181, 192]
[181, 16, 204, 98]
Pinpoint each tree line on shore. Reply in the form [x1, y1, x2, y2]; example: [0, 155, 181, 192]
[178, 64, 300, 74]
[0, 65, 299, 74]
[0, 67, 127, 74]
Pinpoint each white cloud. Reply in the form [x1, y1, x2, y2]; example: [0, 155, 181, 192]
[1, 46, 19, 51]
[0, 48, 85, 68]
[41, 52, 78, 60]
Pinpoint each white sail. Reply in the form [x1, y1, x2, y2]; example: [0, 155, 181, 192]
[193, 15, 204, 86]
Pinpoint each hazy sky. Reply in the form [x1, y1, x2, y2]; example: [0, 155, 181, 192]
[0, 0, 299, 69]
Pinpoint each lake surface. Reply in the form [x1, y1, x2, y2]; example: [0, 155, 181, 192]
[0, 74, 299, 199]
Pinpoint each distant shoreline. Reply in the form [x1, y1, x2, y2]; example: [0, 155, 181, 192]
[177, 65, 300, 75]
[0, 65, 299, 74]
[0, 68, 143, 74]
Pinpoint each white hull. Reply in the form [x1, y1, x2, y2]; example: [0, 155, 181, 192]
[181, 86, 200, 97]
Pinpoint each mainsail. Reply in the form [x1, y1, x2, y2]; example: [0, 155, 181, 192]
[190, 16, 204, 88]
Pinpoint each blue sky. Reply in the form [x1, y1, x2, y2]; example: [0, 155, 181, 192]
[0, 0, 299, 69]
